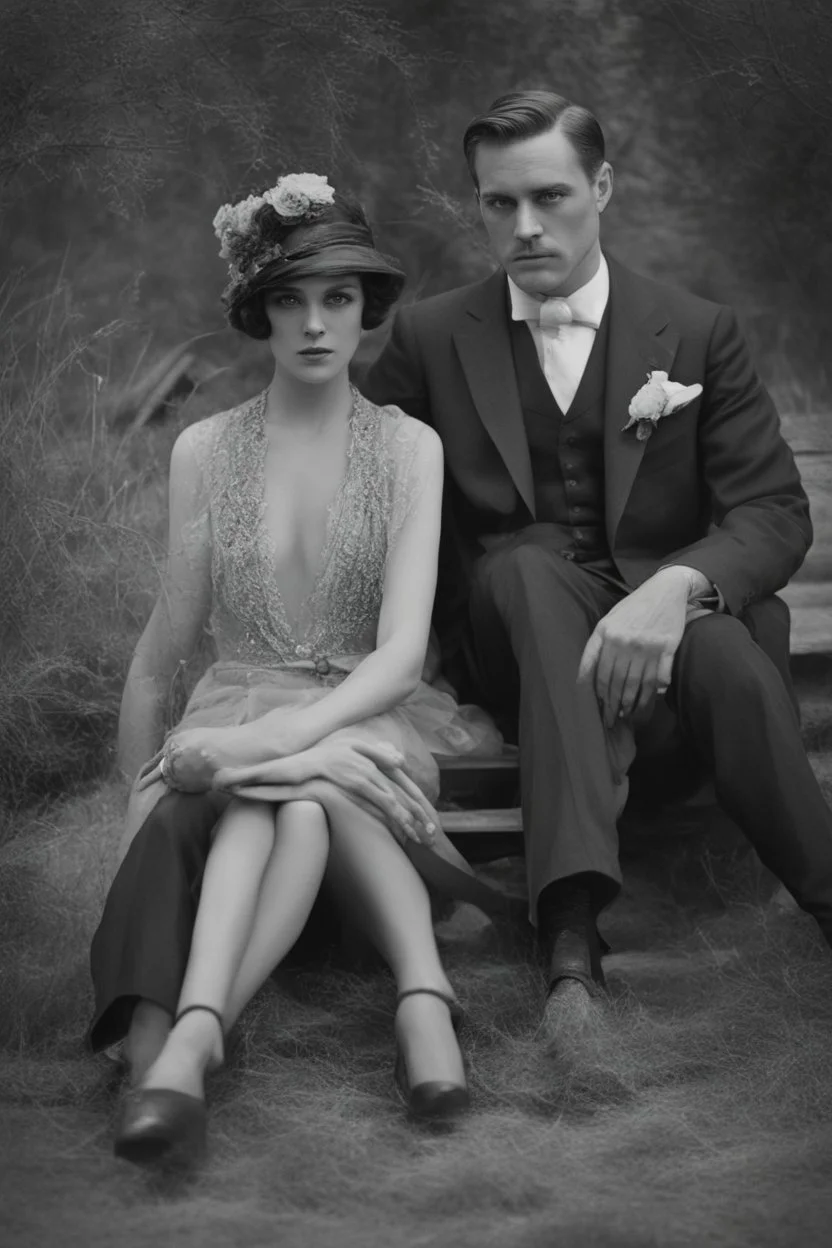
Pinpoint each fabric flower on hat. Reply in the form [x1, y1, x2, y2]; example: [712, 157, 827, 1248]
[212, 194, 266, 260]
[263, 173, 335, 221]
[213, 173, 335, 268]
[252, 243, 285, 274]
[622, 370, 703, 441]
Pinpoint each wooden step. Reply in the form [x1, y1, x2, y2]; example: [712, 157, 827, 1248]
[779, 428, 832, 653]
[440, 808, 522, 834]
[435, 751, 519, 771]
[436, 751, 519, 808]
[790, 450, 832, 583]
[779, 581, 832, 655]
[781, 411, 832, 456]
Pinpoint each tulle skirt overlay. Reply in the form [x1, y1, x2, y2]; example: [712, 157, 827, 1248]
[122, 656, 505, 899]
[177, 657, 502, 803]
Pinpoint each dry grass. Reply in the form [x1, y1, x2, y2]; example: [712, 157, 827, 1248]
[0, 277, 265, 815]
[0, 279, 167, 808]
[2, 762, 832, 1247]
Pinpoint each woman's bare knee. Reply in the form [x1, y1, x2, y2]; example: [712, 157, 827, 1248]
[211, 796, 275, 845]
[276, 798, 330, 841]
[224, 796, 273, 820]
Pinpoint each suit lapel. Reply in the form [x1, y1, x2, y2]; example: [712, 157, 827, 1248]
[604, 259, 679, 541]
[453, 271, 536, 519]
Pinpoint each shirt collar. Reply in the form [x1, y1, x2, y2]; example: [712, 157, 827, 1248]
[508, 253, 610, 325]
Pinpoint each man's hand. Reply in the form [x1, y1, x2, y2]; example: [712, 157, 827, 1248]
[577, 566, 699, 727]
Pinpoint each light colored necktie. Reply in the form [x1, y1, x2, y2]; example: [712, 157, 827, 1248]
[537, 298, 599, 335]
[530, 298, 599, 412]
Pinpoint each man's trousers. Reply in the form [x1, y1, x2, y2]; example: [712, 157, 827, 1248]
[468, 526, 832, 942]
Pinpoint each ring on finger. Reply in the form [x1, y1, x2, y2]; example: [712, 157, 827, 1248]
[159, 753, 171, 785]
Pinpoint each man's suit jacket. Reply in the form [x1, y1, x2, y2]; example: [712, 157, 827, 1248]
[360, 255, 811, 654]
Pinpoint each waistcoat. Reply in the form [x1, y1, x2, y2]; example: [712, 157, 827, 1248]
[508, 308, 611, 563]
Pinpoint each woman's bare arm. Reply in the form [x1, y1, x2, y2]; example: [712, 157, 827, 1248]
[117, 426, 212, 781]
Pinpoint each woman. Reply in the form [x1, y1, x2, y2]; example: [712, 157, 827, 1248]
[105, 174, 504, 1166]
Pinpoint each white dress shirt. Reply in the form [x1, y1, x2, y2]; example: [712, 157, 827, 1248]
[508, 254, 610, 414]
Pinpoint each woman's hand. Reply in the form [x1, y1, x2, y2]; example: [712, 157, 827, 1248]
[135, 727, 223, 793]
[214, 738, 438, 846]
[135, 717, 312, 794]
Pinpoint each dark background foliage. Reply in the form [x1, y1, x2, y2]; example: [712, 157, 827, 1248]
[3, 0, 830, 379]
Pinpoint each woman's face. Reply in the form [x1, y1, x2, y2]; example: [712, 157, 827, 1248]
[264, 274, 364, 384]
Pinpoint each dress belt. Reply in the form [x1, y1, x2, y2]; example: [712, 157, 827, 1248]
[225, 653, 366, 679]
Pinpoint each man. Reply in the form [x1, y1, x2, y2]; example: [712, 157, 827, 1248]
[359, 89, 832, 1017]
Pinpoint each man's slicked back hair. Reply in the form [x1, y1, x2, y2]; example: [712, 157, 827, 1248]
[463, 90, 606, 187]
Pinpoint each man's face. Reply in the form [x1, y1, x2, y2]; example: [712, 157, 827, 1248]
[475, 125, 613, 298]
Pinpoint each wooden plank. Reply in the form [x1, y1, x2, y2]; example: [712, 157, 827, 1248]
[780, 411, 832, 455]
[435, 752, 519, 771]
[440, 808, 523, 834]
[790, 451, 832, 583]
[779, 582, 832, 654]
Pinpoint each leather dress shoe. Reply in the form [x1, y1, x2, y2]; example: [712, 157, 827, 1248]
[394, 988, 471, 1122]
[547, 926, 607, 999]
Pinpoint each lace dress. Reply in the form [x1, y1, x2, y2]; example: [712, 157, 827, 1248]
[124, 389, 504, 899]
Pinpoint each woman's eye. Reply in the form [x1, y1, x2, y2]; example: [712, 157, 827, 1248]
[271, 295, 299, 308]
[326, 293, 354, 306]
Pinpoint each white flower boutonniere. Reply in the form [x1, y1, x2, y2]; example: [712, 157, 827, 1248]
[622, 370, 703, 442]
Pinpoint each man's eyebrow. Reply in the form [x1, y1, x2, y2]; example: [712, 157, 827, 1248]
[481, 182, 572, 198]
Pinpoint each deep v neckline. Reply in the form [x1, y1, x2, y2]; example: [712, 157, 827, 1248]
[252, 388, 359, 650]
[204, 390, 399, 669]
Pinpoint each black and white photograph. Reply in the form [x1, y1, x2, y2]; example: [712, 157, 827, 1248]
[1, 2, 831, 1244]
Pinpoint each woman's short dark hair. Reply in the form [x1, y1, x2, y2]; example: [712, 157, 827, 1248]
[463, 90, 605, 186]
[233, 192, 400, 339]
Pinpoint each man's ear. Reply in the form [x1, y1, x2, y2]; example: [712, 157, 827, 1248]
[596, 162, 614, 213]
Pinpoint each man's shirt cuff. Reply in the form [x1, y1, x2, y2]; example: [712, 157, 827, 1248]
[659, 564, 726, 614]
